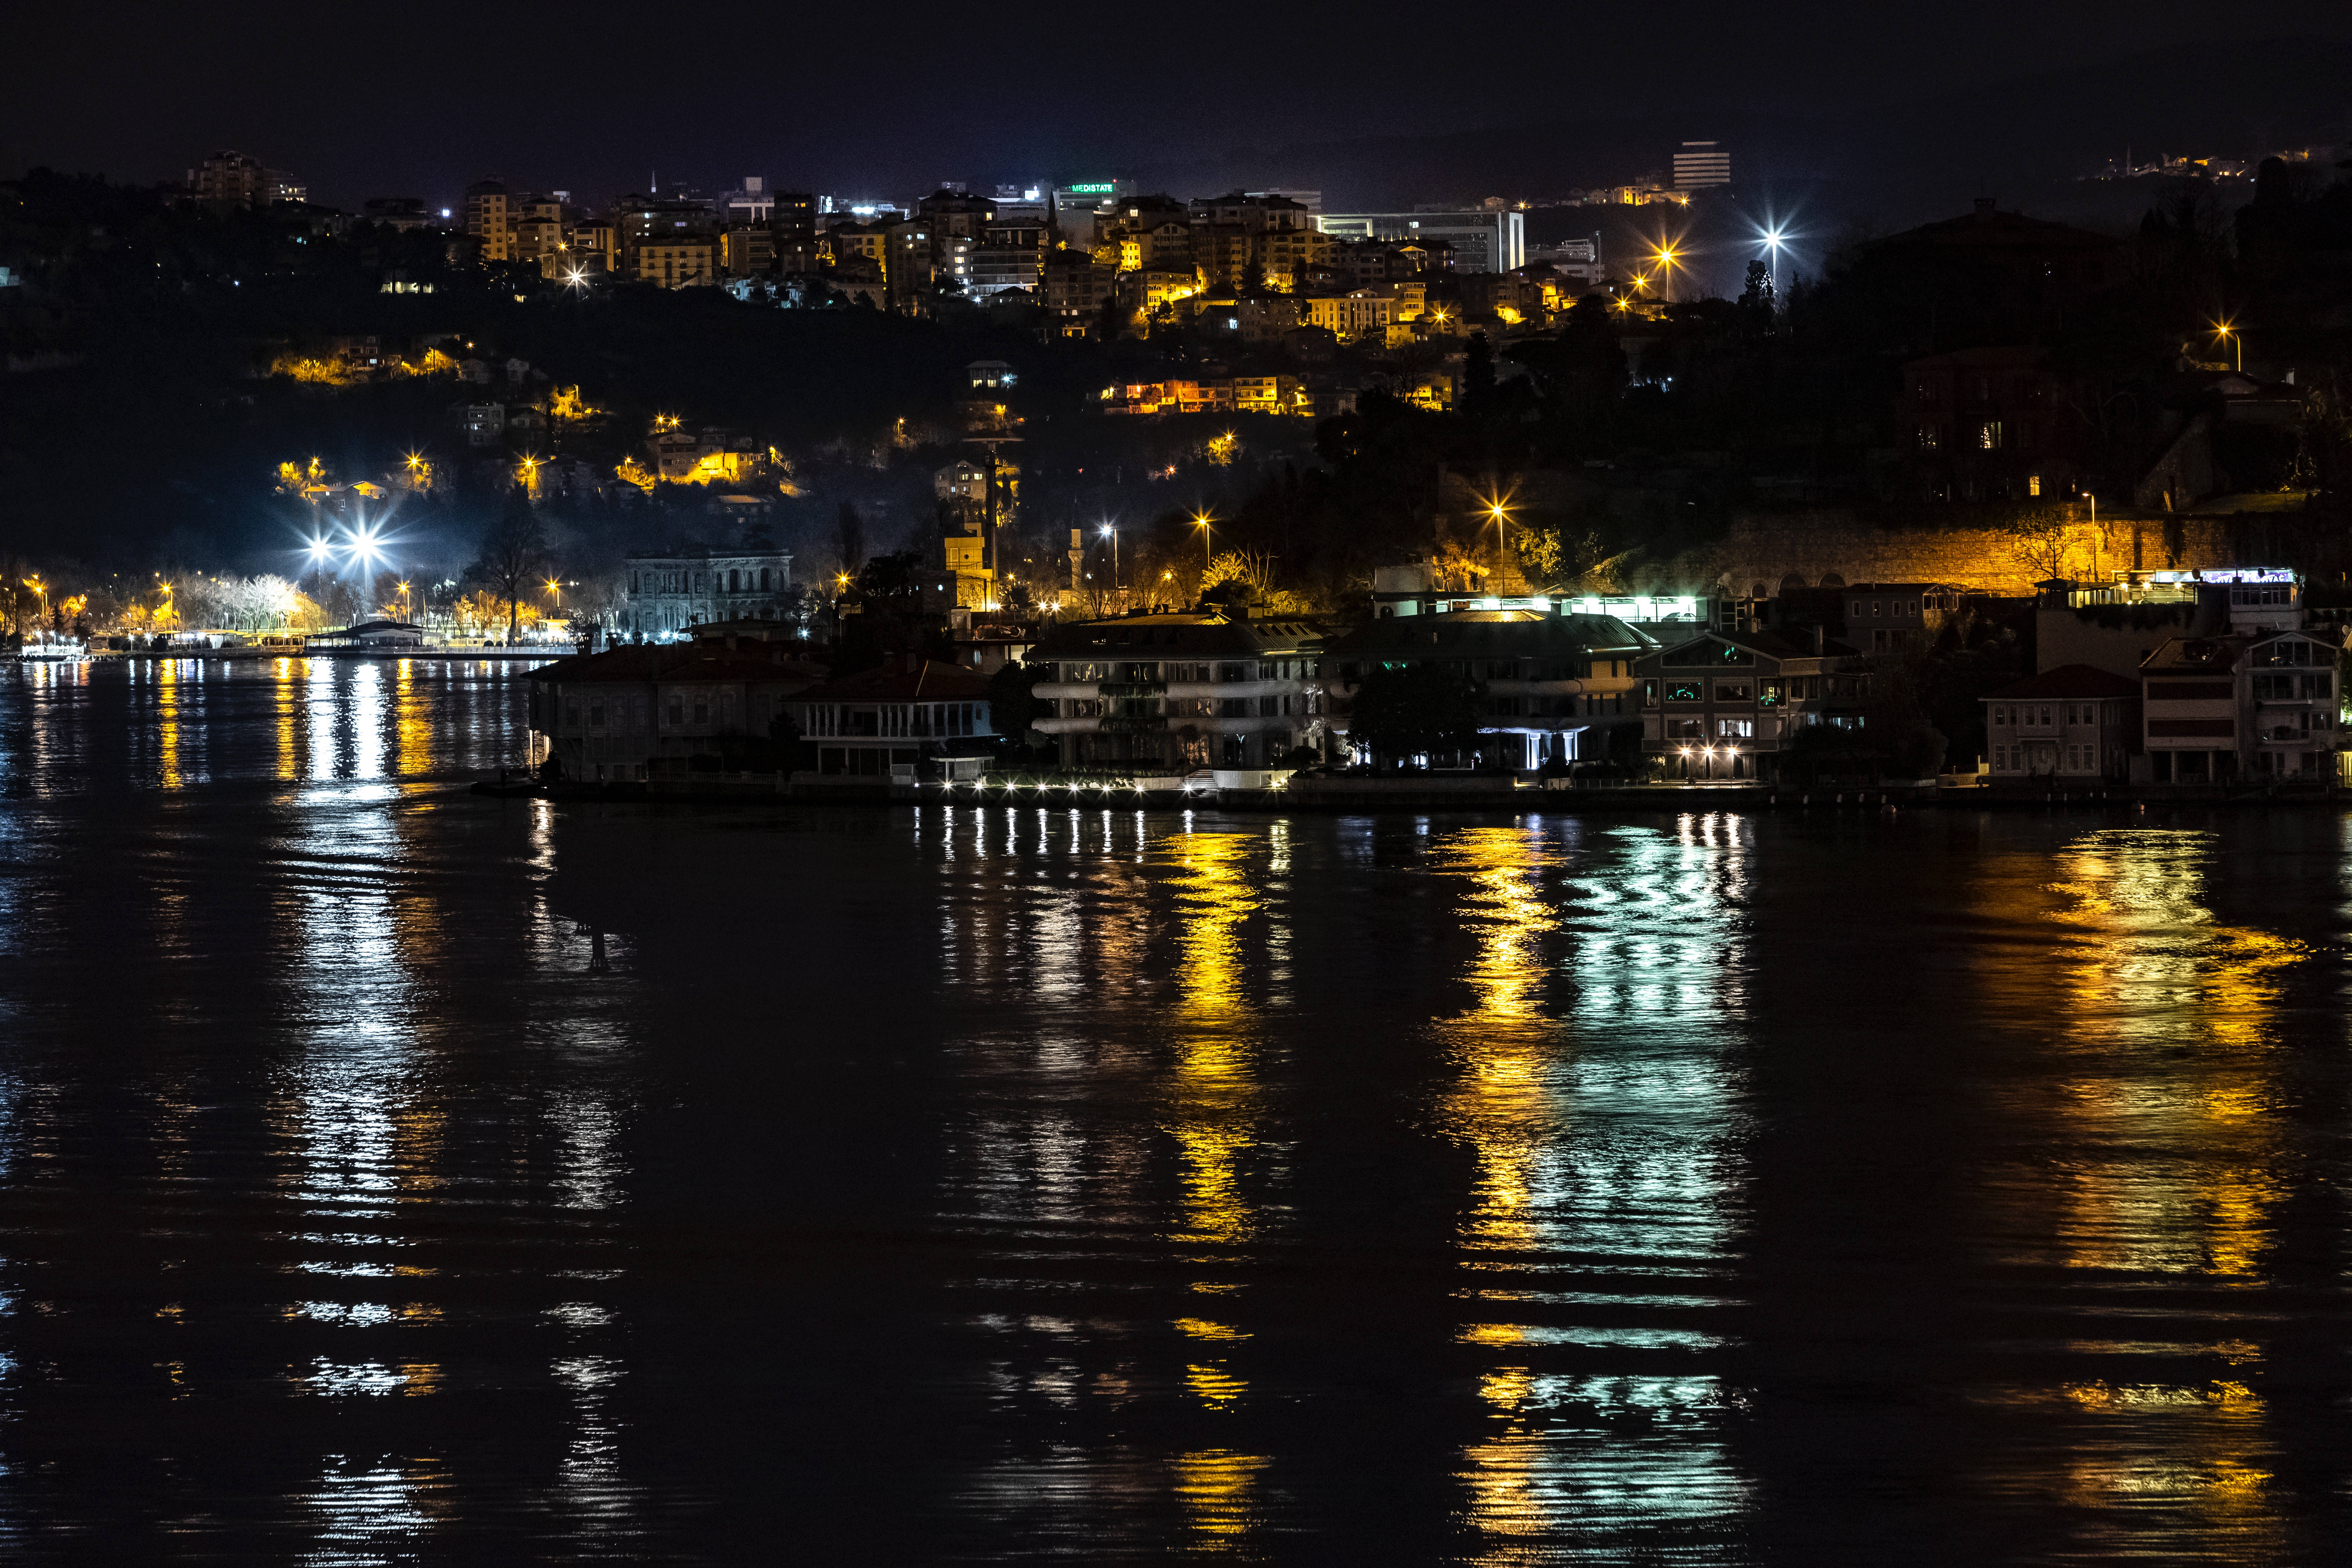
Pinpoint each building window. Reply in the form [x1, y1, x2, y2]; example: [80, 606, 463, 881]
[1719, 718, 1754, 738]
[1979, 421, 2004, 449]
[1666, 682, 1702, 702]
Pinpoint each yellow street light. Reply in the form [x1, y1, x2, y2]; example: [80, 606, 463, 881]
[2212, 320, 2241, 372]
[1649, 244, 1682, 302]
[1483, 493, 1512, 586]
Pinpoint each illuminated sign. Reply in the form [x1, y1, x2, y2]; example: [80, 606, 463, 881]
[1067, 182, 1117, 194]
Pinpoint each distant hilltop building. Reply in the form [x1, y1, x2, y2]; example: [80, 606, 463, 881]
[1245, 188, 1322, 212]
[1315, 209, 1524, 273]
[1672, 141, 1730, 189]
[184, 150, 302, 208]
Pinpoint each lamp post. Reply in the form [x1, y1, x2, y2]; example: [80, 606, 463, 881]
[1761, 227, 1784, 292]
[1650, 244, 1681, 303]
[1098, 522, 1119, 591]
[1485, 496, 1511, 595]
[2213, 320, 2241, 372]
[1194, 511, 1214, 570]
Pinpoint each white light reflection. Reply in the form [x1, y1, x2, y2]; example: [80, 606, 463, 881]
[1430, 816, 1755, 1560]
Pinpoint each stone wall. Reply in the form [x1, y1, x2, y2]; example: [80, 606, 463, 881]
[1640, 510, 2254, 598]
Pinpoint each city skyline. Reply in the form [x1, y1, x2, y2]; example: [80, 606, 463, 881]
[9, 9, 2352, 212]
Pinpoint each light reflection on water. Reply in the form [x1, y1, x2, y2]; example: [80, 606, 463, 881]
[1432, 820, 1752, 1560]
[3, 665, 2351, 1559]
[1969, 826, 2311, 1559]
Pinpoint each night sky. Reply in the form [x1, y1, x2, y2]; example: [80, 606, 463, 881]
[8, 1, 2351, 211]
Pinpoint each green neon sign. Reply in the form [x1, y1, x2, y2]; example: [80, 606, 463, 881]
[1067, 182, 1117, 194]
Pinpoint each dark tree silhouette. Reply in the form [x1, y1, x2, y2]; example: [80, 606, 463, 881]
[467, 492, 549, 645]
[1346, 661, 1486, 768]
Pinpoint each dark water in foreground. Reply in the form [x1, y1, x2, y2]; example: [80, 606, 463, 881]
[4, 658, 2352, 1562]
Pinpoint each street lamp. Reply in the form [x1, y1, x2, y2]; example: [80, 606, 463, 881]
[1098, 521, 1119, 590]
[1650, 243, 1682, 303]
[1484, 495, 1512, 591]
[1760, 226, 1784, 292]
[2212, 320, 2241, 372]
[1193, 510, 1214, 569]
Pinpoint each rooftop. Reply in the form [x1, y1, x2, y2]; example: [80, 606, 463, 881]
[1985, 664, 2142, 701]
[794, 657, 992, 703]
[526, 644, 829, 686]
[1029, 611, 1323, 658]
[1323, 612, 1645, 657]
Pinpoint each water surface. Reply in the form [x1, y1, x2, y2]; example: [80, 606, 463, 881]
[2, 658, 2349, 1562]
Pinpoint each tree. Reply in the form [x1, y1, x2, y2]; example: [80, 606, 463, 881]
[986, 658, 1052, 751]
[1737, 260, 1776, 335]
[467, 492, 549, 645]
[1463, 332, 1497, 409]
[1345, 661, 1486, 768]
[834, 502, 867, 580]
[2008, 510, 2077, 584]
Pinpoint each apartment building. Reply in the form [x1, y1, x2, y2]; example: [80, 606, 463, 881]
[623, 544, 796, 639]
[1029, 611, 1326, 774]
[526, 639, 829, 781]
[1984, 666, 2141, 780]
[1634, 628, 1873, 780]
[1305, 291, 1393, 340]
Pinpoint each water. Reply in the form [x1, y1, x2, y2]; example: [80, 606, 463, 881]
[3, 657, 2351, 1562]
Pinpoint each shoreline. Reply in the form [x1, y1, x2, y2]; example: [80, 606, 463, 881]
[473, 775, 2346, 813]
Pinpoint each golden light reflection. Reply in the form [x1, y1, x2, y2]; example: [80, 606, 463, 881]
[157, 657, 183, 789]
[2018, 830, 2307, 1280]
[1964, 828, 2303, 1551]
[274, 656, 301, 781]
[1171, 1449, 1268, 1544]
[395, 658, 429, 774]
[1162, 833, 1263, 1251]
[1433, 827, 1565, 1256]
[1185, 1363, 1248, 1410]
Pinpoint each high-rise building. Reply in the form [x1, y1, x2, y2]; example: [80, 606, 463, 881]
[722, 177, 773, 223]
[188, 151, 287, 208]
[465, 179, 516, 261]
[1314, 210, 1525, 274]
[1672, 141, 1731, 189]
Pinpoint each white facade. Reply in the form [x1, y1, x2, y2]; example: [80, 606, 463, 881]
[1315, 210, 1526, 273]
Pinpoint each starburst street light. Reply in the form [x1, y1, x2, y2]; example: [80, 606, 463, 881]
[1098, 521, 1119, 589]
[1483, 492, 1514, 588]
[1759, 225, 1786, 291]
[1650, 242, 1683, 302]
[347, 526, 383, 573]
[1192, 510, 1215, 568]
[2212, 320, 2242, 372]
